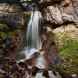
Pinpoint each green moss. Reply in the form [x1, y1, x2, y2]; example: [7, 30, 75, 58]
[58, 38, 78, 74]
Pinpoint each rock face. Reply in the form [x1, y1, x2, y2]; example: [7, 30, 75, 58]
[39, 0, 78, 28]
[0, 1, 78, 28]
[37, 0, 78, 66]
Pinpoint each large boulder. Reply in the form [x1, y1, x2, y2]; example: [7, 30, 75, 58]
[39, 0, 78, 28]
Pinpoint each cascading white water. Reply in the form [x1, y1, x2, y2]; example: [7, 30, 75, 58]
[27, 11, 42, 50]
[23, 11, 42, 59]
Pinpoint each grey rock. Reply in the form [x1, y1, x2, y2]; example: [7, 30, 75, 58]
[41, 0, 78, 28]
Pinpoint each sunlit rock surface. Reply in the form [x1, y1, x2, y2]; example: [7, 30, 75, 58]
[41, 0, 78, 28]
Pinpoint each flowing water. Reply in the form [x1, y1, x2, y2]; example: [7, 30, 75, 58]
[26, 11, 42, 50]
[23, 11, 42, 59]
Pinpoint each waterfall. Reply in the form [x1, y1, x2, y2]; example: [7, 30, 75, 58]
[23, 11, 42, 59]
[26, 11, 42, 49]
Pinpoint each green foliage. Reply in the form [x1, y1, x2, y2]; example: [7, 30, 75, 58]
[57, 34, 78, 74]
[60, 38, 78, 58]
